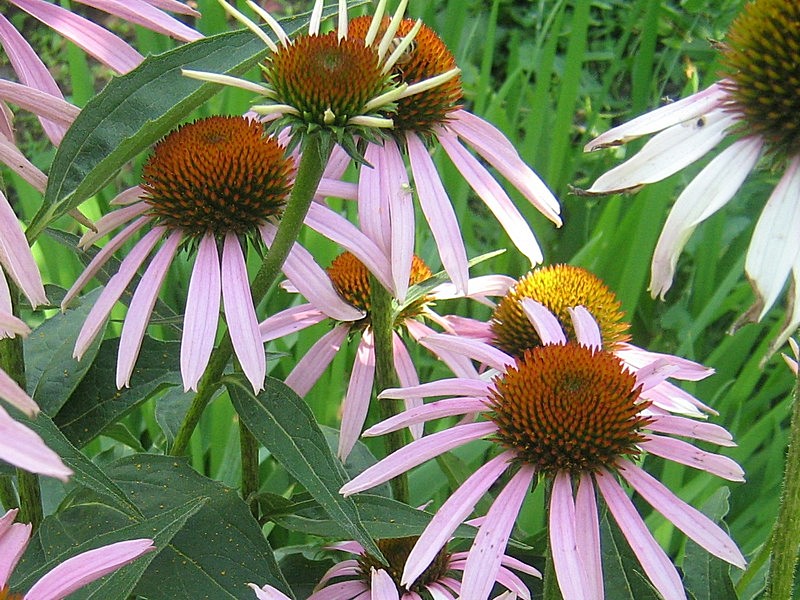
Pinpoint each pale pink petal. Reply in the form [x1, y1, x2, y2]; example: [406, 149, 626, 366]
[402, 451, 515, 587]
[405, 320, 479, 379]
[432, 274, 516, 304]
[487, 567, 531, 599]
[62, 216, 151, 310]
[0, 192, 45, 308]
[73, 226, 164, 359]
[340, 421, 497, 496]
[316, 178, 358, 200]
[116, 230, 181, 388]
[305, 203, 394, 292]
[0, 404, 72, 481]
[0, 510, 30, 585]
[595, 469, 686, 600]
[24, 538, 155, 600]
[446, 112, 561, 224]
[568, 306, 602, 349]
[76, 0, 202, 42]
[460, 465, 535, 600]
[371, 568, 400, 600]
[633, 359, 680, 392]
[585, 83, 730, 151]
[378, 378, 490, 400]
[549, 471, 591, 600]
[639, 435, 744, 481]
[248, 583, 292, 600]
[9, 0, 143, 73]
[222, 233, 265, 393]
[311, 581, 369, 600]
[615, 343, 713, 381]
[0, 310, 29, 337]
[438, 132, 543, 265]
[260, 304, 328, 342]
[0, 137, 47, 191]
[315, 559, 361, 588]
[325, 540, 364, 554]
[746, 155, 800, 318]
[339, 330, 376, 460]
[650, 137, 762, 298]
[419, 333, 514, 372]
[260, 223, 364, 322]
[181, 233, 221, 391]
[364, 397, 489, 436]
[358, 144, 390, 255]
[576, 473, 603, 600]
[436, 315, 494, 342]
[520, 299, 566, 345]
[382, 138, 414, 302]
[0, 80, 78, 127]
[391, 333, 422, 439]
[646, 415, 735, 446]
[618, 460, 745, 568]
[642, 380, 714, 416]
[142, 0, 200, 17]
[79, 202, 149, 248]
[284, 324, 350, 397]
[407, 132, 469, 293]
[0, 367, 39, 415]
[110, 186, 146, 206]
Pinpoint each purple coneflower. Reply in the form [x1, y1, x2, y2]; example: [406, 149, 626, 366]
[62, 115, 300, 393]
[583, 0, 800, 354]
[260, 247, 514, 459]
[0, 508, 154, 599]
[340, 307, 745, 600]
[249, 535, 536, 600]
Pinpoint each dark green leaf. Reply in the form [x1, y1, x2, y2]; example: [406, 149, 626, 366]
[226, 374, 383, 560]
[601, 512, 662, 600]
[320, 424, 391, 498]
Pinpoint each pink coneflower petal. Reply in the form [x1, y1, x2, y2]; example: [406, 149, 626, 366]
[0, 510, 31, 583]
[420, 333, 513, 372]
[576, 473, 603, 599]
[10, 0, 143, 73]
[614, 343, 713, 381]
[405, 319, 479, 379]
[639, 435, 744, 481]
[73, 226, 164, 360]
[80, 202, 150, 248]
[403, 451, 515, 587]
[586, 110, 737, 193]
[316, 178, 358, 200]
[313, 580, 369, 599]
[260, 223, 364, 322]
[181, 234, 221, 392]
[0, 190, 46, 308]
[117, 230, 181, 388]
[595, 469, 686, 600]
[24, 538, 155, 600]
[407, 132, 469, 293]
[0, 367, 38, 416]
[461, 465, 535, 600]
[371, 568, 400, 600]
[633, 359, 680, 392]
[643, 380, 714, 416]
[260, 304, 328, 342]
[0, 405, 72, 481]
[568, 306, 602, 349]
[382, 137, 414, 302]
[364, 396, 489, 437]
[520, 299, 567, 345]
[0, 310, 29, 338]
[438, 131, 543, 266]
[62, 216, 151, 310]
[647, 414, 735, 446]
[618, 459, 745, 568]
[482, 567, 531, 600]
[0, 138, 47, 191]
[78, 0, 202, 42]
[340, 421, 497, 496]
[359, 144, 390, 256]
[447, 111, 561, 225]
[392, 332, 422, 439]
[746, 155, 800, 319]
[0, 80, 78, 128]
[650, 137, 762, 298]
[378, 378, 491, 401]
[339, 330, 376, 460]
[585, 83, 729, 151]
[285, 324, 349, 396]
[248, 584, 291, 600]
[432, 274, 516, 305]
[146, 0, 199, 17]
[222, 233, 265, 393]
[316, 559, 361, 588]
[110, 186, 146, 206]
[435, 314, 494, 342]
[305, 203, 394, 292]
[550, 471, 592, 600]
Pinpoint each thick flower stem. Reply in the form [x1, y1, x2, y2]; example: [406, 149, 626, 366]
[369, 277, 409, 504]
[765, 367, 800, 600]
[240, 419, 260, 518]
[169, 132, 332, 458]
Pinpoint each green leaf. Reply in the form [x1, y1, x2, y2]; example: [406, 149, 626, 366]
[54, 337, 181, 447]
[601, 511, 663, 600]
[29, 4, 362, 240]
[320, 424, 392, 498]
[226, 374, 383, 560]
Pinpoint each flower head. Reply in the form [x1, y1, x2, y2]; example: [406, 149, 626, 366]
[63, 116, 295, 393]
[341, 307, 745, 600]
[583, 0, 800, 355]
[0, 508, 154, 599]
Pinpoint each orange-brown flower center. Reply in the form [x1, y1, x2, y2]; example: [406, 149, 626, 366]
[489, 345, 651, 474]
[491, 264, 630, 356]
[141, 116, 293, 237]
[358, 537, 451, 592]
[0, 586, 23, 600]
[721, 0, 800, 159]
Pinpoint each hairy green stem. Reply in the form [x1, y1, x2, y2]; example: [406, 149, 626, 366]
[170, 132, 331, 457]
[765, 366, 800, 600]
[369, 277, 409, 504]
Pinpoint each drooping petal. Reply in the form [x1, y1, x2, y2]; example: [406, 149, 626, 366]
[0, 80, 78, 128]
[568, 306, 602, 349]
[358, 144, 390, 255]
[79, 202, 150, 248]
[339, 330, 376, 460]
[364, 396, 489, 436]
[646, 414, 735, 446]
[260, 304, 328, 342]
[0, 404, 72, 481]
[0, 367, 39, 416]
[340, 422, 497, 496]
[639, 435, 744, 481]
[615, 343, 714, 381]
[247, 583, 292, 600]
[382, 138, 414, 302]
[746, 155, 800, 318]
[378, 378, 491, 401]
[407, 132, 469, 293]
[76, 0, 202, 42]
[405, 320, 479, 379]
[24, 538, 155, 600]
[371, 568, 400, 600]
[284, 324, 350, 397]
[520, 299, 567, 345]
[392, 332, 422, 439]
[0, 510, 31, 586]
[0, 190, 46, 308]
[402, 451, 515, 587]
[181, 233, 221, 392]
[116, 230, 181, 388]
[617, 460, 745, 568]
[650, 137, 762, 298]
[576, 473, 603, 599]
[460, 465, 535, 600]
[0, 310, 29, 338]
[595, 469, 686, 600]
[419, 333, 514, 372]
[549, 471, 592, 600]
[0, 137, 47, 191]
[432, 274, 516, 304]
[222, 233, 265, 393]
